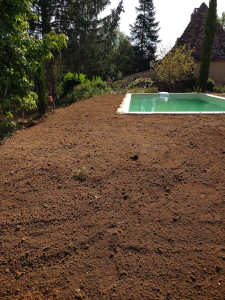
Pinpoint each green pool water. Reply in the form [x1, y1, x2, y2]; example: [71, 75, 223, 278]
[127, 93, 225, 113]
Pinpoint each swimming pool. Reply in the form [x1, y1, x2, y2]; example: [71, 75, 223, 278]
[117, 93, 225, 114]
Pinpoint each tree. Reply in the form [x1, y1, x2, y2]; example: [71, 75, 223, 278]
[62, 0, 124, 78]
[108, 31, 135, 80]
[0, 0, 66, 116]
[199, 0, 217, 91]
[154, 45, 195, 91]
[31, 32, 67, 113]
[218, 12, 225, 29]
[0, 0, 34, 115]
[130, 0, 160, 73]
[30, 0, 124, 79]
[29, 0, 68, 100]
[29, 0, 66, 35]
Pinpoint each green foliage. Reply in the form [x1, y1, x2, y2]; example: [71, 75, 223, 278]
[107, 31, 135, 80]
[107, 80, 128, 94]
[0, 0, 34, 110]
[18, 92, 37, 111]
[127, 78, 157, 93]
[206, 78, 215, 91]
[0, 0, 67, 116]
[213, 85, 225, 93]
[181, 77, 199, 92]
[154, 45, 195, 91]
[145, 87, 159, 93]
[128, 78, 154, 89]
[218, 12, 225, 29]
[62, 1, 123, 78]
[57, 76, 108, 107]
[58, 73, 86, 97]
[34, 65, 47, 114]
[30, 0, 65, 35]
[199, 0, 217, 91]
[128, 87, 158, 93]
[91, 77, 108, 90]
[0, 120, 17, 140]
[130, 0, 160, 72]
[72, 79, 108, 102]
[72, 82, 93, 101]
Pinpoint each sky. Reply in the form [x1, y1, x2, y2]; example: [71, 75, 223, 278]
[104, 0, 224, 51]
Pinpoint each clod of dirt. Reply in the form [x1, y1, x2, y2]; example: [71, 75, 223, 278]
[15, 271, 24, 280]
[74, 289, 85, 299]
[120, 270, 128, 277]
[190, 275, 196, 282]
[130, 154, 139, 161]
[15, 225, 21, 232]
[43, 246, 50, 252]
[216, 266, 221, 273]
[157, 248, 163, 255]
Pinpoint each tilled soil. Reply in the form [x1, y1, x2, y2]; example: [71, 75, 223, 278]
[0, 94, 225, 299]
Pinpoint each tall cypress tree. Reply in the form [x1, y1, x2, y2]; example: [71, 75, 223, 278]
[199, 0, 217, 91]
[130, 0, 160, 72]
[34, 64, 47, 114]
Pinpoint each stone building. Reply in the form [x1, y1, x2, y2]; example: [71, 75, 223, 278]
[176, 2, 225, 86]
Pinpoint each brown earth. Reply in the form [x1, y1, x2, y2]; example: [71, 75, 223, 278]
[0, 94, 225, 300]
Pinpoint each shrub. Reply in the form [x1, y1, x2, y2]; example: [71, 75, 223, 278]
[57, 76, 108, 106]
[73, 78, 108, 101]
[213, 85, 225, 93]
[206, 78, 215, 91]
[0, 114, 17, 140]
[73, 81, 93, 100]
[107, 80, 128, 94]
[154, 45, 195, 90]
[128, 88, 143, 93]
[92, 77, 107, 90]
[128, 86, 158, 93]
[145, 87, 159, 93]
[183, 77, 199, 91]
[58, 73, 86, 97]
[128, 78, 154, 89]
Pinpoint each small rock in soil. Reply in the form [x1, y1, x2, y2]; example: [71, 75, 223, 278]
[130, 154, 138, 161]
[216, 266, 221, 273]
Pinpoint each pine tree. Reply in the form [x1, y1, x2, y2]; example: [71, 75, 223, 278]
[199, 0, 217, 91]
[130, 0, 160, 72]
[29, 0, 66, 35]
[30, 0, 124, 78]
[63, 0, 123, 78]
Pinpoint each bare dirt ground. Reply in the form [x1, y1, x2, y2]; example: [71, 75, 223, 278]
[0, 94, 225, 299]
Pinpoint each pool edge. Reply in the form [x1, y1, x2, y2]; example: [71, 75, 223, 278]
[117, 93, 225, 114]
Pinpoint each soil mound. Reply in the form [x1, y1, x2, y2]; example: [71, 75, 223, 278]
[0, 94, 225, 299]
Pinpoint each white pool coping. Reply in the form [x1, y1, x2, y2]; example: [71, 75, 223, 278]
[117, 93, 225, 114]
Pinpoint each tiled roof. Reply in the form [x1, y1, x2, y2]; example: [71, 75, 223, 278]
[176, 2, 225, 61]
